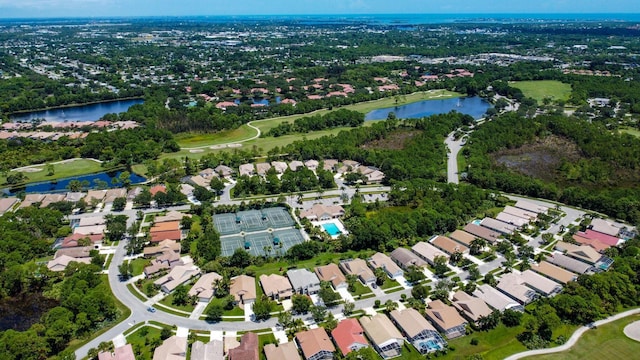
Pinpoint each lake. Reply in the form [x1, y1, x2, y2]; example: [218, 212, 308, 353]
[365, 96, 491, 121]
[6, 170, 146, 195]
[10, 99, 144, 123]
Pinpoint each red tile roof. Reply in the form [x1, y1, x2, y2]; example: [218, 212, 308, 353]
[150, 230, 182, 243]
[581, 229, 619, 246]
[332, 318, 368, 355]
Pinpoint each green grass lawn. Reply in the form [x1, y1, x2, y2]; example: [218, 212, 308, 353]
[380, 277, 400, 290]
[525, 314, 640, 360]
[176, 125, 259, 148]
[127, 283, 148, 302]
[441, 324, 527, 360]
[349, 282, 373, 297]
[126, 326, 163, 360]
[202, 297, 246, 317]
[620, 127, 640, 138]
[3, 158, 105, 184]
[130, 258, 150, 276]
[511, 80, 572, 104]
[158, 293, 196, 313]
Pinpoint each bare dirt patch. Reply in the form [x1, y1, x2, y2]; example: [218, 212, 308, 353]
[361, 129, 422, 150]
[493, 135, 582, 182]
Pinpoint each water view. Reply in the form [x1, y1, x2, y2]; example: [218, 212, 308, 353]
[10, 99, 144, 123]
[7, 171, 146, 195]
[365, 96, 492, 121]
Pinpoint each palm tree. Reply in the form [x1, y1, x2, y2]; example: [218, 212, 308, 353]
[470, 238, 487, 256]
[384, 300, 398, 313]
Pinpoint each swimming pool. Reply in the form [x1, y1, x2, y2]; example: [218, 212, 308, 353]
[418, 339, 443, 352]
[322, 223, 342, 236]
[472, 219, 483, 226]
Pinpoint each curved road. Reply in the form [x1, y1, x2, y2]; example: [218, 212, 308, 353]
[505, 308, 640, 360]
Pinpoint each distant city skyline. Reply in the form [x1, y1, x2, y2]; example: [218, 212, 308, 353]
[0, 0, 639, 19]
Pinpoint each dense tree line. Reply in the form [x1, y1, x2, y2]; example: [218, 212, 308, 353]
[464, 113, 640, 224]
[266, 109, 364, 137]
[233, 166, 336, 198]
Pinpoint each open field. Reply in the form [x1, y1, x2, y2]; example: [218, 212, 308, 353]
[4, 158, 105, 184]
[620, 126, 640, 138]
[176, 125, 258, 148]
[511, 80, 572, 103]
[524, 314, 640, 360]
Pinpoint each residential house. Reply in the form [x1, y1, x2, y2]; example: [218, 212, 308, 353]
[239, 164, 255, 177]
[47, 255, 91, 271]
[198, 168, 218, 179]
[230, 275, 257, 307]
[496, 212, 529, 227]
[589, 218, 621, 237]
[289, 161, 304, 171]
[323, 159, 338, 172]
[296, 327, 336, 360]
[186, 175, 210, 188]
[304, 160, 319, 171]
[314, 263, 347, 290]
[271, 161, 289, 174]
[60, 233, 103, 248]
[188, 272, 223, 302]
[155, 210, 191, 223]
[411, 242, 448, 266]
[149, 185, 167, 197]
[299, 204, 345, 221]
[359, 314, 404, 359]
[228, 332, 259, 360]
[514, 200, 548, 214]
[391, 247, 427, 269]
[480, 217, 517, 235]
[555, 242, 602, 264]
[287, 269, 321, 295]
[357, 166, 385, 184]
[0, 197, 19, 215]
[367, 252, 403, 279]
[144, 251, 183, 276]
[496, 273, 538, 305]
[502, 205, 538, 220]
[255, 163, 272, 176]
[332, 318, 369, 356]
[546, 253, 592, 274]
[154, 264, 201, 293]
[572, 233, 610, 253]
[40, 194, 66, 208]
[430, 236, 469, 255]
[64, 192, 85, 203]
[73, 224, 106, 236]
[259, 274, 294, 301]
[473, 284, 524, 312]
[531, 261, 577, 285]
[390, 308, 447, 354]
[579, 229, 620, 247]
[54, 246, 93, 260]
[452, 291, 493, 326]
[143, 240, 181, 258]
[214, 165, 233, 178]
[191, 340, 223, 360]
[153, 336, 187, 360]
[463, 223, 500, 244]
[264, 342, 301, 360]
[98, 344, 135, 360]
[78, 216, 106, 227]
[104, 188, 127, 204]
[424, 300, 468, 339]
[340, 259, 376, 284]
[448, 230, 477, 247]
[520, 270, 563, 296]
[84, 190, 106, 204]
[19, 194, 45, 208]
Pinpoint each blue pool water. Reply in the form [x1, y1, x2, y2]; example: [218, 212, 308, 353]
[472, 219, 483, 226]
[322, 223, 341, 236]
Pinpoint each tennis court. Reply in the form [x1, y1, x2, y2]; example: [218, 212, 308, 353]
[262, 207, 296, 228]
[221, 236, 245, 256]
[239, 210, 268, 232]
[244, 232, 277, 257]
[273, 229, 305, 248]
[213, 213, 241, 235]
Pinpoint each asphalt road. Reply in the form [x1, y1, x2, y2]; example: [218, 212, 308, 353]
[445, 131, 465, 184]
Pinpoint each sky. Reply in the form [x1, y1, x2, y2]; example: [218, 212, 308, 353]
[0, 0, 639, 19]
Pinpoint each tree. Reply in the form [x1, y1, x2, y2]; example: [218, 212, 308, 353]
[310, 305, 328, 323]
[346, 274, 358, 292]
[502, 252, 517, 273]
[291, 294, 313, 314]
[118, 262, 132, 280]
[134, 188, 152, 207]
[384, 300, 398, 313]
[172, 285, 189, 306]
[478, 310, 501, 330]
[318, 281, 340, 306]
[252, 296, 275, 321]
[468, 266, 481, 281]
[160, 327, 172, 340]
[470, 238, 487, 255]
[46, 164, 55, 176]
[484, 273, 497, 287]
[205, 305, 223, 323]
[502, 309, 523, 327]
[228, 248, 252, 268]
[374, 267, 387, 286]
[343, 301, 355, 316]
[411, 284, 430, 300]
[431, 279, 453, 302]
[405, 265, 426, 284]
[433, 255, 449, 277]
[112, 197, 126, 211]
[105, 214, 128, 242]
[277, 311, 293, 329]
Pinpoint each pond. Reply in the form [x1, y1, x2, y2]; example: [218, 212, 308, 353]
[0, 292, 58, 331]
[365, 96, 491, 121]
[10, 99, 144, 123]
[6, 170, 146, 195]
